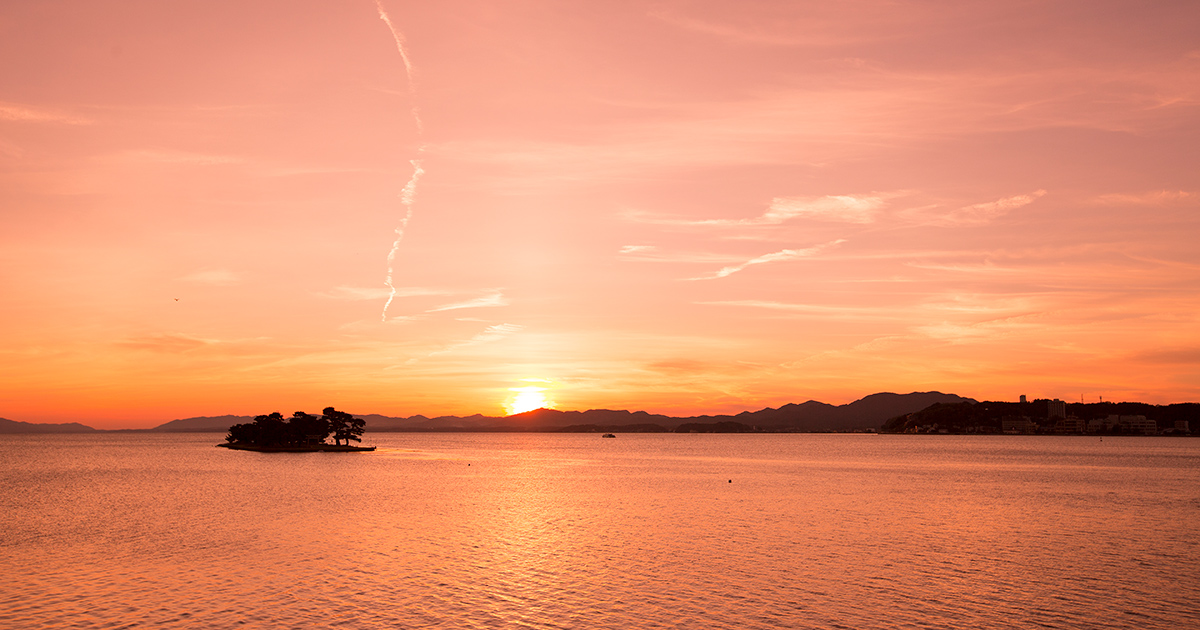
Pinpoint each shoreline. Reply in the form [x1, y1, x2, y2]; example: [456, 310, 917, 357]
[216, 443, 376, 453]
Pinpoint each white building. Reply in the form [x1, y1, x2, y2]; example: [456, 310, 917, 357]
[1002, 416, 1036, 434]
[1119, 415, 1157, 435]
[1091, 414, 1156, 435]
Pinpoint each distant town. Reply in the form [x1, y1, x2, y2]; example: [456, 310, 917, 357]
[880, 396, 1196, 435]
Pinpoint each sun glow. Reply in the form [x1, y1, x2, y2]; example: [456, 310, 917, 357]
[506, 386, 554, 415]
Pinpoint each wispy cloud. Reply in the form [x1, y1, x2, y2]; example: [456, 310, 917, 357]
[320, 286, 447, 301]
[407, 323, 524, 363]
[618, 249, 746, 264]
[905, 261, 1020, 274]
[913, 190, 1047, 226]
[469, 322, 523, 341]
[426, 291, 509, 312]
[619, 245, 657, 254]
[117, 334, 211, 353]
[911, 318, 1034, 343]
[0, 102, 91, 125]
[690, 240, 846, 280]
[177, 269, 241, 286]
[648, 6, 871, 48]
[439, 52, 1199, 194]
[761, 195, 884, 224]
[1129, 346, 1200, 365]
[632, 194, 886, 227]
[699, 300, 873, 314]
[1094, 190, 1195, 205]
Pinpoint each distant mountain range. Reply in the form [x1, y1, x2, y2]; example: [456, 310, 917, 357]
[0, 391, 973, 434]
[151, 415, 257, 432]
[0, 417, 98, 434]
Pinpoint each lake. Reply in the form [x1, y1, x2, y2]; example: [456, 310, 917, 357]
[1, 433, 1197, 629]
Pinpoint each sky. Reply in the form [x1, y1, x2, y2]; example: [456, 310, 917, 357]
[2, 0, 1199, 427]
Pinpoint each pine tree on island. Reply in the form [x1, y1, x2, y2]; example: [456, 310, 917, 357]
[323, 407, 366, 446]
[222, 407, 370, 451]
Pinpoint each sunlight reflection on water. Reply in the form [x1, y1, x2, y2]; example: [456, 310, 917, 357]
[1, 433, 1198, 629]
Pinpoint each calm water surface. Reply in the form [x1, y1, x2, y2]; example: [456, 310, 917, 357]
[1, 433, 1197, 629]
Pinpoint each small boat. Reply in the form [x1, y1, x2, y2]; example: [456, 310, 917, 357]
[601, 433, 616, 438]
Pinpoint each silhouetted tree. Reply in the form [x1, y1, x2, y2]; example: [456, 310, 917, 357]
[225, 408, 364, 447]
[226, 422, 259, 444]
[323, 407, 365, 446]
[253, 412, 288, 446]
[290, 411, 331, 446]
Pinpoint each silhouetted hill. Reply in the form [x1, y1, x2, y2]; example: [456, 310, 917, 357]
[350, 392, 975, 432]
[730, 400, 839, 429]
[26, 392, 974, 434]
[151, 415, 253, 432]
[356, 413, 430, 430]
[506, 408, 679, 429]
[558, 423, 669, 433]
[674, 421, 755, 433]
[829, 392, 977, 431]
[666, 392, 975, 432]
[0, 417, 97, 433]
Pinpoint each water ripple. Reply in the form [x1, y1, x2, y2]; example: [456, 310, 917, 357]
[1, 433, 1198, 629]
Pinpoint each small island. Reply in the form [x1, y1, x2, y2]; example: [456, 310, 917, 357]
[218, 407, 375, 452]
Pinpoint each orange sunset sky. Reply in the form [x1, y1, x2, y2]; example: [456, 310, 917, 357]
[2, 1, 1199, 428]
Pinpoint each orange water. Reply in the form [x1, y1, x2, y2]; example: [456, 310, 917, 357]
[2, 433, 1197, 628]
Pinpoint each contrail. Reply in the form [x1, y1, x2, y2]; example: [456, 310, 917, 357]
[375, 0, 423, 133]
[375, 0, 426, 321]
[381, 158, 425, 319]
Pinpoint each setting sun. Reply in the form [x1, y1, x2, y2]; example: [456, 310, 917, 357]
[506, 386, 553, 415]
